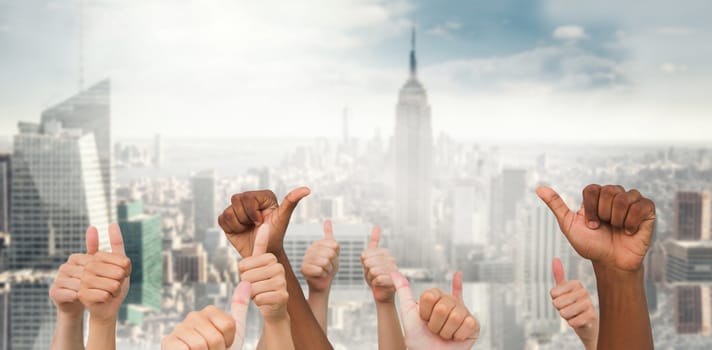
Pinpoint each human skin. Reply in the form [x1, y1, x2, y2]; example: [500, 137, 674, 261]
[550, 258, 598, 350]
[301, 219, 340, 333]
[537, 184, 655, 350]
[161, 281, 252, 350]
[49, 226, 99, 350]
[391, 271, 480, 350]
[78, 223, 132, 350]
[240, 224, 294, 350]
[217, 187, 333, 349]
[360, 225, 406, 350]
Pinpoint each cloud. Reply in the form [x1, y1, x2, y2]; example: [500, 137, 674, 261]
[657, 26, 696, 35]
[425, 45, 626, 93]
[660, 62, 688, 74]
[552, 25, 588, 41]
[427, 20, 463, 38]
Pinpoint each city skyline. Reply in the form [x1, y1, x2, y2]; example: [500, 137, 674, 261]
[1, 1, 711, 349]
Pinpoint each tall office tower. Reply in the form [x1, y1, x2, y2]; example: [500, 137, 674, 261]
[40, 80, 115, 222]
[284, 222, 369, 286]
[0, 155, 10, 272]
[674, 285, 711, 335]
[10, 121, 109, 268]
[0, 274, 8, 350]
[490, 168, 528, 244]
[153, 133, 163, 168]
[674, 191, 711, 240]
[319, 197, 345, 220]
[0, 154, 10, 233]
[666, 240, 712, 283]
[191, 170, 216, 244]
[393, 28, 433, 269]
[7, 270, 56, 350]
[452, 179, 489, 246]
[118, 201, 162, 324]
[162, 251, 174, 284]
[516, 201, 570, 343]
[174, 243, 208, 283]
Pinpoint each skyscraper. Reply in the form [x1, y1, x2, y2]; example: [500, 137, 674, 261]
[191, 170, 216, 244]
[118, 201, 162, 324]
[393, 28, 433, 269]
[490, 168, 528, 244]
[153, 133, 164, 168]
[0, 154, 10, 234]
[516, 201, 570, 343]
[0, 275, 8, 350]
[40, 79, 115, 222]
[6, 270, 57, 350]
[283, 222, 370, 286]
[674, 191, 711, 241]
[10, 121, 110, 268]
[666, 240, 712, 283]
[174, 243, 208, 283]
[674, 285, 711, 335]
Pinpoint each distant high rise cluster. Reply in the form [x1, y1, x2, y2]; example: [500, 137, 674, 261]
[0, 79, 131, 348]
[392, 28, 434, 269]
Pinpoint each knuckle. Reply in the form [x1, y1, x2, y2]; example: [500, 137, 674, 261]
[583, 184, 600, 196]
[434, 303, 450, 316]
[449, 310, 462, 321]
[203, 305, 219, 313]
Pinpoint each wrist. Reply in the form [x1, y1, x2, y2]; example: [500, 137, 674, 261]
[593, 263, 644, 283]
[263, 313, 290, 327]
[89, 315, 118, 329]
[583, 339, 597, 350]
[375, 297, 396, 307]
[308, 286, 331, 298]
[57, 309, 84, 323]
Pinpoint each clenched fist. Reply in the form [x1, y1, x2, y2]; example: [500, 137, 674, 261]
[238, 224, 289, 323]
[161, 281, 251, 350]
[218, 187, 310, 258]
[392, 271, 479, 350]
[301, 220, 340, 293]
[78, 223, 131, 324]
[536, 185, 656, 272]
[361, 226, 398, 303]
[50, 226, 99, 318]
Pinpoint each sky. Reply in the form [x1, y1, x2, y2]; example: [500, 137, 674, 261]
[0, 0, 710, 143]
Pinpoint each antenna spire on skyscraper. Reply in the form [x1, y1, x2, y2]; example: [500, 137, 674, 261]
[78, 0, 84, 91]
[409, 26, 417, 78]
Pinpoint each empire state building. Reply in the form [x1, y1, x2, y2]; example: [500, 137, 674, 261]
[393, 29, 434, 269]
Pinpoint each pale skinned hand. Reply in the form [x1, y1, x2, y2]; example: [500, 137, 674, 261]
[550, 258, 598, 349]
[392, 271, 479, 349]
[238, 224, 289, 323]
[301, 220, 340, 293]
[218, 187, 310, 258]
[50, 226, 99, 317]
[78, 223, 131, 324]
[361, 226, 398, 303]
[536, 185, 656, 272]
[161, 281, 252, 350]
